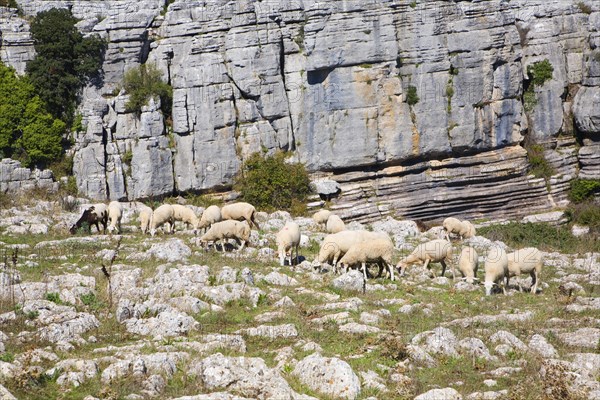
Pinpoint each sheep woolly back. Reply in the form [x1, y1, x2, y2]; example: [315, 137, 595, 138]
[312, 210, 331, 224]
[199, 205, 222, 226]
[326, 214, 345, 233]
[406, 239, 452, 263]
[339, 238, 394, 265]
[201, 220, 251, 242]
[507, 247, 542, 274]
[458, 246, 478, 280]
[276, 222, 301, 248]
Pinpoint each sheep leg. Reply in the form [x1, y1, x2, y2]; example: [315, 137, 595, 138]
[440, 260, 447, 278]
[238, 240, 246, 252]
[530, 270, 538, 294]
[362, 262, 368, 281]
[423, 259, 434, 278]
[387, 261, 395, 282]
[449, 259, 456, 281]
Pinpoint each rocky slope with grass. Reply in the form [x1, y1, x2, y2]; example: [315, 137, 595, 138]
[1, 0, 600, 221]
[0, 201, 598, 399]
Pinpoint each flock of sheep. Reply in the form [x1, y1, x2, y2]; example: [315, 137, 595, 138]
[70, 202, 543, 296]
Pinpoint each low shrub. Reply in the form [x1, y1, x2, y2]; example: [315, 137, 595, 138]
[568, 179, 600, 203]
[235, 151, 311, 213]
[121, 63, 172, 116]
[406, 85, 419, 106]
[478, 222, 599, 253]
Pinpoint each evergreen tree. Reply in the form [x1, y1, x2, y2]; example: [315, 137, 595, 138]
[0, 63, 65, 166]
[26, 8, 105, 124]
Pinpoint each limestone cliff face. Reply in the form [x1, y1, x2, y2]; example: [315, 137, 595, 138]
[1, 0, 599, 221]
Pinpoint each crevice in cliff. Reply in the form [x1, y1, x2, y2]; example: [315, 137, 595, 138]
[226, 73, 260, 102]
[101, 127, 111, 199]
[278, 32, 296, 152]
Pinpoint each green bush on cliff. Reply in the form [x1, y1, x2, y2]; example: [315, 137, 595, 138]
[235, 151, 311, 213]
[121, 63, 172, 116]
[406, 85, 419, 106]
[0, 63, 65, 167]
[527, 60, 554, 87]
[26, 8, 106, 125]
[568, 179, 600, 203]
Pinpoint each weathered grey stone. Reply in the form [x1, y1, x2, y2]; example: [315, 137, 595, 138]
[411, 327, 459, 357]
[332, 270, 365, 293]
[293, 353, 361, 400]
[458, 338, 498, 362]
[559, 328, 600, 349]
[310, 180, 341, 197]
[188, 353, 305, 400]
[236, 324, 298, 339]
[339, 322, 380, 335]
[528, 334, 559, 358]
[415, 388, 462, 400]
[145, 238, 192, 262]
[263, 271, 299, 287]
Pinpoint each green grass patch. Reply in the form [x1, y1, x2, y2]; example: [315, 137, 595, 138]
[478, 221, 600, 253]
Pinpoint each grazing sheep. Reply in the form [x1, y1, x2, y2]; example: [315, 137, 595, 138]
[221, 202, 260, 229]
[338, 237, 396, 281]
[197, 205, 222, 234]
[149, 204, 175, 236]
[326, 214, 345, 234]
[458, 246, 479, 283]
[316, 230, 390, 272]
[312, 210, 332, 229]
[107, 201, 123, 234]
[200, 220, 251, 252]
[171, 204, 200, 233]
[276, 221, 301, 266]
[139, 204, 153, 234]
[463, 220, 476, 238]
[484, 246, 509, 296]
[70, 203, 108, 234]
[506, 247, 543, 294]
[442, 217, 474, 240]
[397, 239, 454, 279]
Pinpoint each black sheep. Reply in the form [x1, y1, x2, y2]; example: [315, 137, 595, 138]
[70, 206, 107, 234]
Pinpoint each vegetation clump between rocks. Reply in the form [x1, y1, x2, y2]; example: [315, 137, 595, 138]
[235, 151, 311, 214]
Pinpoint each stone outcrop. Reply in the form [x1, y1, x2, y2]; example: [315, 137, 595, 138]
[0, 158, 56, 193]
[1, 0, 599, 221]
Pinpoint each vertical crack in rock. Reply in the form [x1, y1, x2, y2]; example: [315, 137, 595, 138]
[101, 127, 111, 200]
[278, 26, 296, 152]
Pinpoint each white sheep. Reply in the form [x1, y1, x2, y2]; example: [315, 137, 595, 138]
[506, 247, 543, 294]
[138, 204, 153, 234]
[276, 221, 301, 266]
[442, 217, 474, 240]
[338, 237, 396, 281]
[316, 230, 389, 272]
[458, 246, 479, 283]
[107, 201, 123, 234]
[197, 205, 222, 234]
[326, 214, 345, 234]
[397, 239, 454, 279]
[149, 204, 175, 236]
[221, 202, 260, 229]
[171, 204, 200, 233]
[200, 220, 251, 252]
[312, 209, 332, 229]
[463, 220, 476, 238]
[483, 246, 509, 296]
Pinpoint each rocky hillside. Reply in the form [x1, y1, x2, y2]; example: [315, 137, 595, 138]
[1, 0, 600, 221]
[0, 201, 598, 399]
